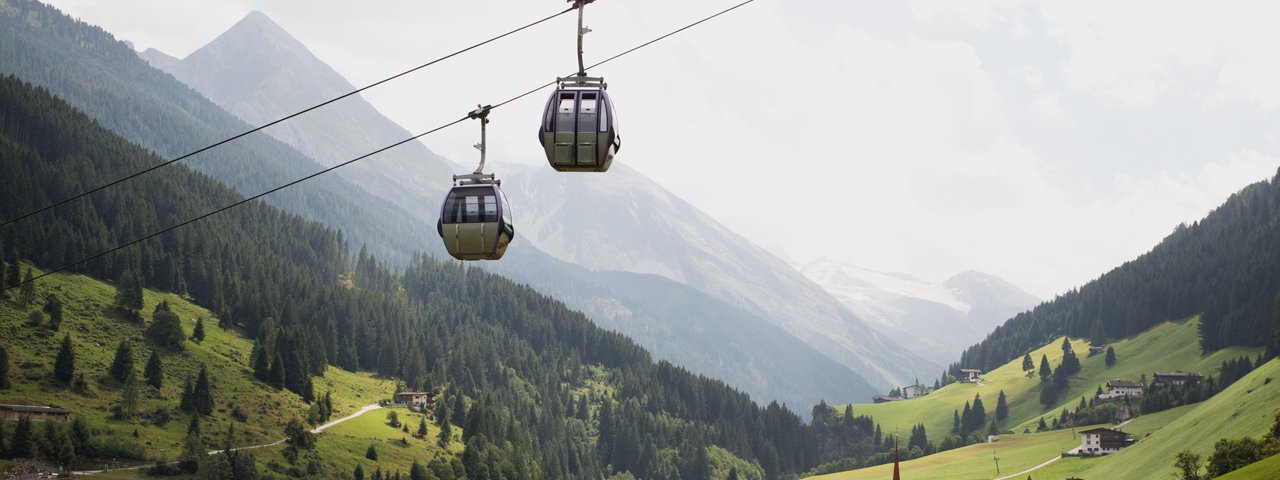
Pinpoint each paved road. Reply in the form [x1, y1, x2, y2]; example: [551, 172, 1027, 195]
[74, 403, 383, 476]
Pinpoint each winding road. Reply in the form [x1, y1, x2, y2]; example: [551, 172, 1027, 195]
[73, 403, 382, 476]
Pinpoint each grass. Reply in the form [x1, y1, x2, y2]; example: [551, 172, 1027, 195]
[0, 265, 394, 468]
[251, 405, 462, 478]
[809, 428, 1086, 480]
[839, 316, 1262, 445]
[1215, 452, 1280, 480]
[1074, 358, 1280, 479]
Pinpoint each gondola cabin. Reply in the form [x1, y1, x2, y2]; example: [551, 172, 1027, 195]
[437, 181, 514, 261]
[539, 77, 620, 172]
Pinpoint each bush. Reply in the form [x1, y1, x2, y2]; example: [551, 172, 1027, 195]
[94, 436, 148, 461]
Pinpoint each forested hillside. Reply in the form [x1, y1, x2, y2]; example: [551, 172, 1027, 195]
[0, 0, 430, 266]
[956, 171, 1280, 372]
[0, 74, 831, 478]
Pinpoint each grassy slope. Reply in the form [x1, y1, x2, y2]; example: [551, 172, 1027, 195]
[1076, 358, 1280, 479]
[1008, 403, 1201, 479]
[0, 266, 394, 464]
[251, 405, 462, 478]
[810, 428, 1084, 480]
[841, 317, 1260, 442]
[1215, 453, 1280, 480]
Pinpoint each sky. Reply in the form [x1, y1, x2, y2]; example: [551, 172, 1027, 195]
[45, 0, 1280, 298]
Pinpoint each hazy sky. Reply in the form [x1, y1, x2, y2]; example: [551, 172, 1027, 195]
[47, 0, 1280, 298]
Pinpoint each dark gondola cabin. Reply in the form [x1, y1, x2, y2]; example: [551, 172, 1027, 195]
[539, 78, 620, 172]
[437, 182, 514, 261]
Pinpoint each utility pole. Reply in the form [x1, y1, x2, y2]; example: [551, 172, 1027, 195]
[993, 448, 1001, 475]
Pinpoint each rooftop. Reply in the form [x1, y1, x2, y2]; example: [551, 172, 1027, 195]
[0, 404, 71, 414]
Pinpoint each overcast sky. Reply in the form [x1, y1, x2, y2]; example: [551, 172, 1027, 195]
[47, 0, 1280, 298]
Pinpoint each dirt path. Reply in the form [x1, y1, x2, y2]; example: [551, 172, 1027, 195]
[75, 403, 382, 476]
[991, 418, 1134, 480]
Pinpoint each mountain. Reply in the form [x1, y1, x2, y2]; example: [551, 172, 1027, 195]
[800, 259, 1039, 365]
[0, 71, 828, 478]
[138, 11, 457, 218]
[505, 165, 940, 388]
[137, 10, 928, 402]
[958, 170, 1280, 372]
[0, 0, 430, 268]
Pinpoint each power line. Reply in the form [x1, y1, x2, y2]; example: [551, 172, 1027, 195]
[0, 4, 576, 229]
[2, 0, 759, 293]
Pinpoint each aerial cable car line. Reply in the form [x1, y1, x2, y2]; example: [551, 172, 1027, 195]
[0, 4, 578, 229]
[0, 0, 759, 293]
[438, 106, 515, 261]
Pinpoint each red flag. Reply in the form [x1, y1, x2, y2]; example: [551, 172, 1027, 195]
[893, 435, 901, 480]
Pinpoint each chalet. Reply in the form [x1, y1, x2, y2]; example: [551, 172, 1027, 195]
[959, 369, 983, 382]
[1153, 371, 1202, 387]
[1098, 380, 1144, 400]
[902, 385, 924, 399]
[0, 404, 71, 422]
[1071, 428, 1134, 456]
[872, 395, 904, 404]
[394, 392, 435, 411]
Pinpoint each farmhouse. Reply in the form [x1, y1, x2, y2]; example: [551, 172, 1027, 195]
[1153, 371, 1202, 386]
[902, 385, 925, 399]
[1098, 380, 1144, 400]
[0, 404, 71, 422]
[1070, 428, 1134, 456]
[872, 395, 904, 404]
[394, 391, 435, 411]
[959, 368, 983, 382]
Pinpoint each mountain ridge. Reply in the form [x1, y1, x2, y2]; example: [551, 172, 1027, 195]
[800, 259, 1039, 366]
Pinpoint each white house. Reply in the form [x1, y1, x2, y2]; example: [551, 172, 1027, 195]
[1098, 380, 1145, 400]
[1070, 428, 1133, 456]
[959, 369, 983, 382]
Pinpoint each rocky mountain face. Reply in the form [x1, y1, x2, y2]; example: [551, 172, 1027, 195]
[801, 259, 1039, 366]
[140, 11, 457, 220]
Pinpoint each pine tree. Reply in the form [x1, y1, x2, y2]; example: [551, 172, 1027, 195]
[996, 390, 1009, 421]
[354, 464, 365, 480]
[365, 444, 378, 460]
[1022, 353, 1034, 371]
[727, 467, 740, 480]
[180, 376, 195, 411]
[451, 394, 467, 426]
[108, 340, 135, 382]
[1105, 346, 1117, 366]
[417, 417, 428, 437]
[1061, 343, 1081, 375]
[193, 364, 214, 415]
[54, 334, 75, 384]
[146, 301, 186, 351]
[0, 343, 10, 389]
[1039, 354, 1052, 380]
[11, 415, 34, 458]
[180, 419, 206, 473]
[19, 269, 35, 307]
[437, 419, 452, 448]
[409, 461, 426, 480]
[119, 369, 142, 418]
[144, 350, 163, 389]
[192, 318, 206, 344]
[270, 351, 286, 388]
[43, 294, 63, 329]
[251, 340, 270, 382]
[4, 251, 19, 289]
[113, 268, 144, 317]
